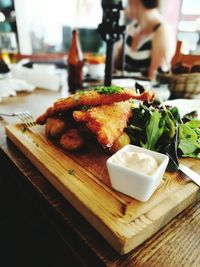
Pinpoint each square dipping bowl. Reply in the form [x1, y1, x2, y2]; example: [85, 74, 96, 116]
[106, 145, 169, 202]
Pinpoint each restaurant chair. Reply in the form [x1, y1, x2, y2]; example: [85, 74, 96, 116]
[172, 40, 200, 66]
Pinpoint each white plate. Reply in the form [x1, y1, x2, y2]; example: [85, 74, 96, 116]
[165, 99, 200, 119]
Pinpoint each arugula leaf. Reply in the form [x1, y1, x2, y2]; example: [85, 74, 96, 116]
[185, 119, 200, 129]
[178, 120, 200, 157]
[166, 113, 176, 139]
[128, 125, 143, 132]
[179, 124, 197, 141]
[127, 102, 200, 172]
[129, 105, 151, 128]
[141, 110, 164, 151]
[182, 110, 198, 122]
[170, 106, 181, 122]
[165, 123, 179, 172]
[179, 140, 197, 155]
[181, 152, 200, 159]
[135, 82, 145, 93]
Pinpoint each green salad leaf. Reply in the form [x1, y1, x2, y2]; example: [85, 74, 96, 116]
[127, 101, 200, 172]
[185, 119, 200, 129]
[179, 140, 198, 155]
[181, 153, 200, 159]
[178, 121, 200, 158]
[182, 110, 198, 122]
[141, 110, 164, 151]
[165, 113, 176, 139]
[179, 124, 198, 141]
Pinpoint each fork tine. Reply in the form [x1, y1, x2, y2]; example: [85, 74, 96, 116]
[17, 111, 36, 127]
[23, 111, 36, 127]
[0, 111, 36, 127]
[22, 112, 32, 127]
[17, 112, 28, 127]
[24, 111, 36, 127]
[28, 113, 36, 126]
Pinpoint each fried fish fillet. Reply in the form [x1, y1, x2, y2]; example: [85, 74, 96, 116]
[73, 101, 132, 148]
[36, 89, 153, 125]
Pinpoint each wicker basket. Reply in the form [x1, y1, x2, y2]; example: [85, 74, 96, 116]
[157, 72, 200, 98]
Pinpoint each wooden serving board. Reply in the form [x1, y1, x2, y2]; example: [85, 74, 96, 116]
[6, 124, 200, 254]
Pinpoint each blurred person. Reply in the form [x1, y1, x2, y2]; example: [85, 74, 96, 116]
[114, 0, 176, 79]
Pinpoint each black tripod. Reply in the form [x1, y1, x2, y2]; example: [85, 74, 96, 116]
[98, 1, 126, 86]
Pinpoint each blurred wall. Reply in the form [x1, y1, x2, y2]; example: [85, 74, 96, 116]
[14, 0, 102, 54]
[160, 0, 181, 36]
[14, 0, 32, 54]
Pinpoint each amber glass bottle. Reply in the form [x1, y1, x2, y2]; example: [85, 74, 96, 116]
[0, 53, 10, 74]
[67, 29, 84, 92]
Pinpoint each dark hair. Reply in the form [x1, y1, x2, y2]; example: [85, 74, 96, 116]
[140, 0, 159, 9]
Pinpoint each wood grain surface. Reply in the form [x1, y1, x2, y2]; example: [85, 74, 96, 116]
[5, 122, 200, 254]
[1, 89, 200, 265]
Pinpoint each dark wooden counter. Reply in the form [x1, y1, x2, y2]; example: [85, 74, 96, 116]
[1, 89, 200, 266]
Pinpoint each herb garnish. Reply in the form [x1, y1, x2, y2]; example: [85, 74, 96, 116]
[77, 90, 86, 95]
[81, 105, 90, 111]
[73, 90, 86, 101]
[68, 169, 75, 175]
[94, 86, 123, 95]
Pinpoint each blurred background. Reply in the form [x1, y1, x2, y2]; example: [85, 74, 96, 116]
[0, 0, 199, 55]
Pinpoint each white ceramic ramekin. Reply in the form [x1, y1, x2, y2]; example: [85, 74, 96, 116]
[106, 145, 169, 202]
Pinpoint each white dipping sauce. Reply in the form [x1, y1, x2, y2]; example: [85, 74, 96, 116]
[112, 151, 158, 176]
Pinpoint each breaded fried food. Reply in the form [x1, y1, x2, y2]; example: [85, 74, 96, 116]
[40, 107, 54, 125]
[36, 87, 154, 125]
[45, 117, 68, 138]
[60, 129, 84, 151]
[111, 132, 131, 153]
[54, 88, 136, 111]
[73, 101, 132, 148]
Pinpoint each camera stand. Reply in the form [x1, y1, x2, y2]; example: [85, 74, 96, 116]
[98, 1, 126, 86]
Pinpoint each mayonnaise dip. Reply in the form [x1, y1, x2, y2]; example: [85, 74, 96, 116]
[112, 151, 158, 176]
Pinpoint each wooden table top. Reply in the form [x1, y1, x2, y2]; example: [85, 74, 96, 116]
[1, 89, 200, 266]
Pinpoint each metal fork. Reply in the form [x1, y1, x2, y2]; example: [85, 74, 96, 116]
[0, 111, 36, 127]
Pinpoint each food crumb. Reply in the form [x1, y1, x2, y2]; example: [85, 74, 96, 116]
[68, 169, 75, 176]
[163, 176, 167, 181]
[33, 140, 39, 147]
[21, 126, 27, 133]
